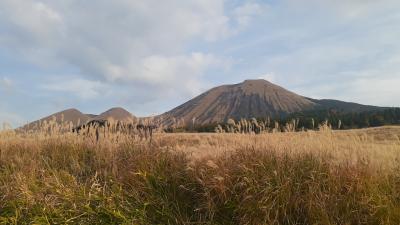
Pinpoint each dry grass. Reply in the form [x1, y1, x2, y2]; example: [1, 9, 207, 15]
[158, 127, 400, 168]
[0, 126, 400, 224]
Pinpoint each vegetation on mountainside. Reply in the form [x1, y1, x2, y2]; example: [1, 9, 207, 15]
[169, 108, 400, 133]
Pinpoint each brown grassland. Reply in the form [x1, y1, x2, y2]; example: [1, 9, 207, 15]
[1, 126, 400, 224]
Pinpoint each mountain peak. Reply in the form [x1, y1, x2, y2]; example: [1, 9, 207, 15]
[236, 79, 285, 95]
[21, 108, 91, 130]
[161, 79, 316, 125]
[61, 108, 82, 114]
[242, 79, 271, 84]
[106, 107, 130, 114]
[94, 107, 136, 122]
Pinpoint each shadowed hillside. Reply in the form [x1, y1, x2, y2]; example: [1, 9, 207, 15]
[22, 107, 137, 130]
[21, 108, 91, 130]
[92, 107, 137, 123]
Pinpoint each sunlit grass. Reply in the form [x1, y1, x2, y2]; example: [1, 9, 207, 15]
[1, 126, 400, 224]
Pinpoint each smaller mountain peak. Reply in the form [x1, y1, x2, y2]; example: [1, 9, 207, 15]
[105, 107, 129, 112]
[95, 107, 136, 122]
[21, 108, 90, 130]
[61, 108, 82, 114]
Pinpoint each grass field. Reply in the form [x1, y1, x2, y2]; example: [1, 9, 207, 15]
[1, 126, 400, 224]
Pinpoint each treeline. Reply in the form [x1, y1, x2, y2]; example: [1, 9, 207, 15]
[288, 107, 400, 130]
[165, 108, 400, 133]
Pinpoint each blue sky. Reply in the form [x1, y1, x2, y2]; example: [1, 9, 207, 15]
[1, 0, 400, 127]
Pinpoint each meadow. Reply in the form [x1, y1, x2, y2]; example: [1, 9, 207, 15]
[1, 126, 400, 224]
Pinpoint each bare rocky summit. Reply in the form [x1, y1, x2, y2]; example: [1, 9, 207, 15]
[160, 79, 317, 125]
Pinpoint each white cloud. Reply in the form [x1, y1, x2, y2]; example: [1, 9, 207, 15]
[349, 77, 400, 106]
[322, 0, 398, 19]
[0, 77, 13, 91]
[0, 0, 259, 101]
[0, 0, 63, 45]
[137, 53, 229, 92]
[41, 78, 108, 100]
[233, 3, 265, 27]
[1, 0, 399, 119]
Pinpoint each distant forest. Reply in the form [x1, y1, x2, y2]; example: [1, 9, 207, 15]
[169, 108, 400, 133]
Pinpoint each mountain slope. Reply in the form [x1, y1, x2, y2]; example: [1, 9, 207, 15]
[308, 99, 382, 112]
[22, 108, 90, 130]
[161, 79, 317, 125]
[93, 107, 137, 123]
[160, 79, 387, 126]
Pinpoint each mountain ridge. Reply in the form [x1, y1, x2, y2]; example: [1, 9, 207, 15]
[21, 107, 136, 130]
[21, 79, 388, 128]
